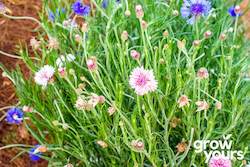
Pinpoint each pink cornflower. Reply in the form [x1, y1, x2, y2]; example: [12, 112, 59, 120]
[34, 65, 55, 87]
[129, 67, 158, 96]
[209, 155, 231, 167]
[135, 5, 144, 19]
[197, 67, 209, 79]
[130, 50, 140, 60]
[178, 95, 190, 108]
[86, 57, 98, 71]
[196, 100, 209, 111]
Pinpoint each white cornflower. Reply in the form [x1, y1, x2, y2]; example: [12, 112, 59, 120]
[34, 65, 55, 87]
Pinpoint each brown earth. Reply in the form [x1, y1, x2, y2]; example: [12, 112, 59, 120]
[0, 0, 47, 166]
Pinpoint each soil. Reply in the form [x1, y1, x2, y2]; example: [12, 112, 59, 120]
[0, 0, 47, 166]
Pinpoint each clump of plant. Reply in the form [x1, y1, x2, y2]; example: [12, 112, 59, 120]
[1, 0, 250, 166]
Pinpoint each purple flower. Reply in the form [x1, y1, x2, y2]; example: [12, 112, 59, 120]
[228, 6, 242, 17]
[181, 0, 211, 24]
[48, 11, 55, 22]
[48, 8, 66, 22]
[6, 108, 24, 124]
[102, 0, 109, 9]
[72, 1, 90, 16]
[29, 145, 42, 161]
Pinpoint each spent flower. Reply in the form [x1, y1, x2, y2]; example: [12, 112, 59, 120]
[196, 100, 209, 111]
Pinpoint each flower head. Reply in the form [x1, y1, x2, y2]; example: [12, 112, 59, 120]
[6, 108, 24, 124]
[178, 95, 190, 108]
[215, 101, 222, 110]
[135, 4, 144, 19]
[131, 140, 144, 152]
[130, 50, 140, 60]
[196, 100, 209, 111]
[29, 145, 47, 161]
[181, 0, 211, 24]
[129, 67, 158, 96]
[121, 31, 128, 41]
[176, 141, 187, 153]
[86, 57, 98, 71]
[197, 67, 209, 79]
[34, 65, 55, 87]
[209, 155, 231, 167]
[228, 6, 242, 17]
[72, 1, 90, 16]
[102, 0, 108, 9]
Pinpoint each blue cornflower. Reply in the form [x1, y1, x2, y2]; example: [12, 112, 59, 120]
[228, 6, 242, 17]
[72, 1, 90, 16]
[181, 0, 211, 24]
[48, 10, 55, 22]
[6, 108, 24, 124]
[29, 145, 42, 161]
[102, 0, 109, 9]
[48, 8, 66, 22]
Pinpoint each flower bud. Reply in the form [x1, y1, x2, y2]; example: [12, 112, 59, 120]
[22, 106, 33, 112]
[163, 30, 169, 37]
[135, 5, 144, 19]
[81, 22, 88, 33]
[204, 30, 212, 38]
[121, 31, 128, 41]
[86, 57, 98, 71]
[197, 67, 209, 79]
[172, 10, 179, 16]
[219, 33, 226, 41]
[141, 20, 147, 29]
[130, 50, 140, 60]
[131, 140, 144, 152]
[97, 140, 108, 148]
[193, 40, 201, 47]
[108, 106, 116, 116]
[75, 34, 82, 43]
[125, 10, 131, 17]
